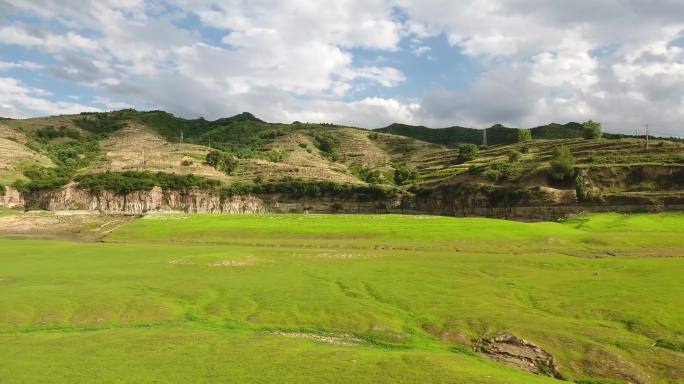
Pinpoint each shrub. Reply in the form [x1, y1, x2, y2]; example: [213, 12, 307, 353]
[313, 133, 338, 161]
[508, 150, 522, 163]
[520, 144, 530, 154]
[181, 160, 193, 166]
[517, 128, 532, 142]
[549, 146, 576, 180]
[266, 150, 285, 163]
[457, 143, 479, 163]
[14, 166, 73, 192]
[468, 165, 487, 175]
[46, 139, 100, 169]
[206, 150, 239, 175]
[35, 126, 81, 141]
[582, 120, 602, 140]
[352, 166, 383, 184]
[393, 163, 417, 185]
[74, 113, 126, 135]
[575, 175, 586, 201]
[655, 339, 684, 353]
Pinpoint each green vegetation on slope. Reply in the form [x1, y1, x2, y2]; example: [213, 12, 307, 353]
[70, 171, 399, 200]
[3, 110, 683, 203]
[377, 122, 591, 147]
[14, 126, 103, 192]
[74, 171, 222, 195]
[1, 213, 683, 383]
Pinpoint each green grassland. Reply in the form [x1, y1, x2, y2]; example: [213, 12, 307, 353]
[1, 213, 684, 383]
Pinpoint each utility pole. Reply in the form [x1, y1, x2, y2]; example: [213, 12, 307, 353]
[482, 128, 488, 147]
[645, 124, 650, 150]
[179, 130, 184, 152]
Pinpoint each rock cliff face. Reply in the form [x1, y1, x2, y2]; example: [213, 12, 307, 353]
[10, 183, 405, 215]
[1, 186, 24, 208]
[3, 181, 683, 220]
[20, 183, 267, 214]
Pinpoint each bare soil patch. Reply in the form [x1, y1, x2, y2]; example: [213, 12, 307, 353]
[272, 331, 364, 346]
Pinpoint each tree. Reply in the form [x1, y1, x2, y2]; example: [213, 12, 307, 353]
[206, 150, 238, 175]
[221, 156, 239, 175]
[582, 120, 602, 140]
[549, 146, 576, 180]
[393, 164, 417, 185]
[205, 150, 222, 167]
[457, 143, 479, 163]
[517, 128, 532, 142]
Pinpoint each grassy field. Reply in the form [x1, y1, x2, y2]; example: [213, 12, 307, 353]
[1, 212, 683, 383]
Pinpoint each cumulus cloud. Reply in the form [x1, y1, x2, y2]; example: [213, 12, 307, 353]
[0, 76, 99, 117]
[0, 0, 683, 135]
[0, 60, 44, 71]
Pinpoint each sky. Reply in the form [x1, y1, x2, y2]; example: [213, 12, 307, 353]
[0, 1, 683, 136]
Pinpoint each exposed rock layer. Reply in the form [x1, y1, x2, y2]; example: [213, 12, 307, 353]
[477, 335, 564, 379]
[3, 182, 683, 220]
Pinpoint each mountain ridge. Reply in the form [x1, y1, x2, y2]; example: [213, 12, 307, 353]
[1, 109, 683, 219]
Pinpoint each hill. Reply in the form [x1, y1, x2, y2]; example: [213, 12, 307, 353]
[1, 110, 683, 218]
[377, 121, 681, 147]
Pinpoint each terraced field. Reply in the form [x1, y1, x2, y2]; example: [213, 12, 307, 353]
[1, 211, 683, 383]
[415, 138, 684, 183]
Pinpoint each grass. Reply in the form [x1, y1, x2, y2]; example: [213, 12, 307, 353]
[1, 213, 684, 383]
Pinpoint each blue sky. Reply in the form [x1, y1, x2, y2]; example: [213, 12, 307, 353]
[0, 1, 683, 136]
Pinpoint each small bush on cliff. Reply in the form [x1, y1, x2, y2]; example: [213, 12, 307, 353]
[549, 146, 576, 181]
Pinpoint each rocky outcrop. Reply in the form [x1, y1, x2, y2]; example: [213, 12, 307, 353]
[8, 180, 684, 220]
[1, 186, 24, 208]
[413, 181, 684, 221]
[19, 183, 405, 215]
[477, 335, 564, 379]
[23, 183, 266, 214]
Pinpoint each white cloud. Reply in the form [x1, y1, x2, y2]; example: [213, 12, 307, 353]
[412, 46, 431, 57]
[0, 60, 44, 71]
[93, 96, 133, 110]
[0, 76, 99, 118]
[0, 0, 683, 136]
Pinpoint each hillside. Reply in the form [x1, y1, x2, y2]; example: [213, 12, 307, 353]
[1, 110, 683, 218]
[377, 122, 681, 147]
